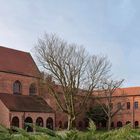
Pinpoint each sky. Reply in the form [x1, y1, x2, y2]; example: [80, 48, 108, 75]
[0, 0, 140, 87]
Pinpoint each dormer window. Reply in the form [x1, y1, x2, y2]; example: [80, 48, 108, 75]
[29, 83, 36, 95]
[13, 81, 22, 95]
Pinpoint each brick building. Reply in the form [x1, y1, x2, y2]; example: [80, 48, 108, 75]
[0, 46, 140, 130]
[110, 87, 140, 128]
[0, 46, 55, 131]
[44, 85, 93, 130]
[45, 85, 140, 130]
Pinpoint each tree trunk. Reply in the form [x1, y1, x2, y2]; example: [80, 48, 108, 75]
[107, 117, 111, 131]
[67, 115, 75, 130]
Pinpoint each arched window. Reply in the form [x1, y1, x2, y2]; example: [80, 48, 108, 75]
[13, 80, 22, 95]
[78, 121, 83, 128]
[24, 117, 33, 132]
[135, 121, 139, 128]
[111, 122, 114, 128]
[101, 120, 107, 128]
[29, 83, 36, 95]
[84, 118, 89, 128]
[11, 116, 19, 127]
[58, 121, 62, 128]
[72, 120, 76, 128]
[46, 117, 53, 130]
[117, 121, 123, 128]
[64, 121, 68, 129]
[126, 121, 131, 125]
[36, 117, 44, 127]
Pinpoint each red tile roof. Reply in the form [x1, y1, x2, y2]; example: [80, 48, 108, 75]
[93, 86, 140, 98]
[0, 46, 40, 78]
[117, 86, 140, 96]
[0, 93, 54, 113]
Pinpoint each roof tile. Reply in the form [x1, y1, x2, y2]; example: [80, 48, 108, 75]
[0, 93, 54, 113]
[0, 46, 40, 78]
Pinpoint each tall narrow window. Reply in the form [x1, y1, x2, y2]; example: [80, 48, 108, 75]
[135, 121, 139, 128]
[127, 102, 130, 110]
[111, 122, 114, 128]
[117, 121, 123, 127]
[46, 117, 53, 130]
[110, 103, 113, 109]
[134, 101, 138, 109]
[58, 121, 62, 128]
[11, 116, 19, 127]
[29, 83, 36, 95]
[13, 80, 21, 95]
[117, 102, 121, 109]
[36, 117, 44, 127]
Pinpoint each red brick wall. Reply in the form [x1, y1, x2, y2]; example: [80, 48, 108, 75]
[11, 111, 55, 129]
[0, 72, 39, 95]
[44, 84, 140, 129]
[44, 90, 94, 130]
[112, 96, 140, 128]
[0, 100, 10, 128]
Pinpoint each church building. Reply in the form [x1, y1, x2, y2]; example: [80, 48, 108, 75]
[0, 46, 55, 131]
[0, 46, 140, 131]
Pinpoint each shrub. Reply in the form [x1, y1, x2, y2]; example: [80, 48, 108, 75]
[0, 123, 140, 140]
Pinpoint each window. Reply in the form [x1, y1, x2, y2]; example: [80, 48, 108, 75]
[127, 102, 130, 110]
[101, 120, 107, 128]
[11, 116, 19, 127]
[78, 121, 83, 128]
[84, 118, 89, 128]
[24, 117, 33, 132]
[134, 101, 138, 109]
[110, 103, 113, 109]
[58, 121, 62, 128]
[64, 121, 68, 129]
[117, 121, 123, 127]
[72, 121, 76, 127]
[29, 83, 36, 95]
[13, 81, 21, 95]
[126, 121, 131, 125]
[135, 121, 139, 128]
[46, 117, 54, 130]
[111, 122, 114, 128]
[36, 117, 44, 127]
[117, 102, 121, 109]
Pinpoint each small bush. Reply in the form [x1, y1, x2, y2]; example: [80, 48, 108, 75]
[88, 119, 96, 134]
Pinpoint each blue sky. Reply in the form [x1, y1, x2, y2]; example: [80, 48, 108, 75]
[0, 0, 140, 87]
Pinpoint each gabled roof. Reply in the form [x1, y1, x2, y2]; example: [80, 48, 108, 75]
[0, 93, 54, 113]
[0, 46, 40, 78]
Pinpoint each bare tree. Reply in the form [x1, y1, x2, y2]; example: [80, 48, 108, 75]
[96, 79, 126, 130]
[34, 33, 111, 130]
